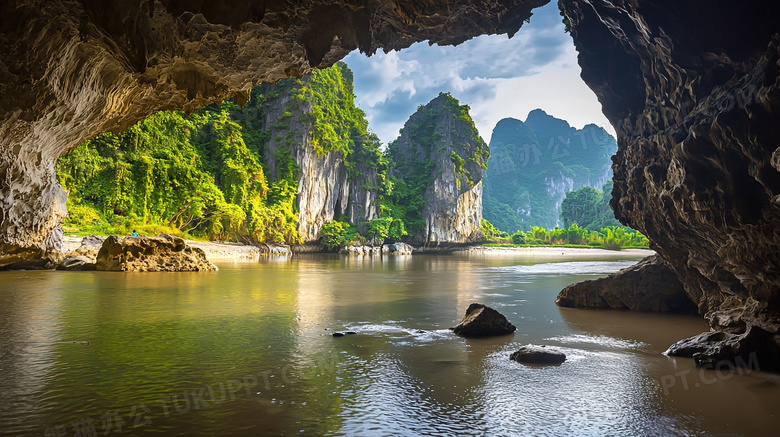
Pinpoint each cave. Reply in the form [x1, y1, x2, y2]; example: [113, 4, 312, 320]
[1, 0, 779, 369]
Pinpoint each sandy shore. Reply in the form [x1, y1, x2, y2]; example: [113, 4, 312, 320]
[62, 235, 264, 261]
[63, 235, 654, 262]
[461, 246, 655, 259]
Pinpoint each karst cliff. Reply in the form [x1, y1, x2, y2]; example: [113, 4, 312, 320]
[387, 93, 488, 246]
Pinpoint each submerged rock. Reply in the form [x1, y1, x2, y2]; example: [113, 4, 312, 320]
[556, 254, 697, 314]
[510, 345, 566, 365]
[96, 234, 218, 272]
[56, 255, 96, 271]
[452, 303, 516, 337]
[665, 325, 780, 372]
[381, 243, 414, 255]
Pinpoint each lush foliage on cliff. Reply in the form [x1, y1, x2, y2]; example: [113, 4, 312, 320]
[57, 104, 300, 243]
[383, 93, 487, 239]
[57, 62, 383, 244]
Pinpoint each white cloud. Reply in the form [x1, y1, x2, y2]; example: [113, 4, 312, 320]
[343, 2, 615, 146]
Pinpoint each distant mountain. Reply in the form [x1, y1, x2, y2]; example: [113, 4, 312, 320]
[483, 109, 617, 232]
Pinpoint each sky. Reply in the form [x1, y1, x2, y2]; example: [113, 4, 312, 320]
[342, 2, 614, 146]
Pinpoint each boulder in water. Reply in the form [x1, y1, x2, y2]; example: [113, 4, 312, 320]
[56, 255, 96, 271]
[96, 234, 217, 272]
[510, 345, 566, 365]
[452, 303, 516, 337]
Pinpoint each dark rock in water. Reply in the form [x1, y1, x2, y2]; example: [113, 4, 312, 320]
[665, 325, 780, 372]
[453, 303, 516, 337]
[96, 234, 217, 272]
[332, 331, 357, 337]
[556, 254, 697, 314]
[510, 345, 566, 365]
[56, 255, 97, 271]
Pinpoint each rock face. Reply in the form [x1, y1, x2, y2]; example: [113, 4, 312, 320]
[452, 303, 516, 337]
[484, 110, 617, 231]
[556, 254, 697, 314]
[389, 93, 489, 246]
[665, 326, 780, 373]
[71, 235, 105, 260]
[0, 0, 542, 267]
[510, 345, 566, 365]
[257, 63, 378, 241]
[96, 234, 217, 272]
[382, 243, 415, 255]
[559, 0, 780, 364]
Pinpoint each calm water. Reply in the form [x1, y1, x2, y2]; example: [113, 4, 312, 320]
[1, 253, 779, 436]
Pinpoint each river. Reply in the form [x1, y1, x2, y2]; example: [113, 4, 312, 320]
[1, 252, 778, 436]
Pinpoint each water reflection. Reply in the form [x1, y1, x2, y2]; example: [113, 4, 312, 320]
[0, 254, 778, 436]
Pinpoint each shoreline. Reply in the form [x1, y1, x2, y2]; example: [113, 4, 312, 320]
[62, 235, 265, 261]
[461, 245, 655, 258]
[62, 235, 654, 262]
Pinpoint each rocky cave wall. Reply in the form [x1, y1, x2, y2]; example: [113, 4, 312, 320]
[0, 0, 544, 267]
[559, 0, 780, 337]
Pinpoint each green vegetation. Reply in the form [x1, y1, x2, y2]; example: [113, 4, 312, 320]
[483, 110, 617, 233]
[561, 180, 622, 230]
[383, 93, 487, 239]
[58, 105, 300, 243]
[57, 62, 382, 245]
[482, 223, 649, 250]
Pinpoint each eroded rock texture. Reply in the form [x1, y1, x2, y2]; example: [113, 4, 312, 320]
[0, 0, 543, 266]
[96, 234, 217, 271]
[390, 93, 488, 246]
[560, 0, 780, 358]
[556, 254, 697, 314]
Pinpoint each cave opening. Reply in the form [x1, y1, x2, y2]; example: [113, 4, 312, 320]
[55, 1, 621, 248]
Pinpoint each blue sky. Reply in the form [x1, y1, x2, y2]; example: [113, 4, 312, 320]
[343, 2, 614, 146]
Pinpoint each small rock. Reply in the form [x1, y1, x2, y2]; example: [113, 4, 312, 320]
[332, 332, 346, 337]
[452, 303, 516, 337]
[56, 255, 97, 271]
[345, 331, 357, 335]
[510, 345, 566, 365]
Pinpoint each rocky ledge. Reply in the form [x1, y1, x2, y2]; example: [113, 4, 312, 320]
[666, 326, 780, 373]
[96, 234, 217, 272]
[556, 254, 697, 314]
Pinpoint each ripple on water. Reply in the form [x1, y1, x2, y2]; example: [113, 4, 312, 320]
[344, 323, 455, 343]
[545, 334, 648, 351]
[490, 261, 639, 275]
